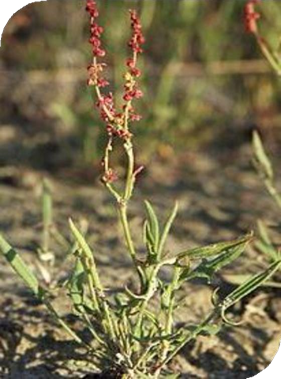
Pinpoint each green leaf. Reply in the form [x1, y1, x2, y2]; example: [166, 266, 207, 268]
[144, 200, 160, 252]
[222, 259, 281, 309]
[143, 220, 156, 258]
[253, 131, 273, 180]
[222, 273, 281, 288]
[177, 233, 253, 261]
[221, 259, 281, 324]
[69, 218, 93, 260]
[69, 219, 102, 291]
[180, 234, 252, 282]
[0, 234, 44, 298]
[68, 257, 86, 314]
[158, 202, 178, 258]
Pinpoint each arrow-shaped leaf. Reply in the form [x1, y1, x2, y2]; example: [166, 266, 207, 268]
[180, 234, 252, 283]
[177, 233, 253, 261]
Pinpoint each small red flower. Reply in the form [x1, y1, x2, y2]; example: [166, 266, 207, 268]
[130, 67, 141, 78]
[134, 89, 143, 99]
[126, 58, 135, 68]
[244, 0, 261, 34]
[130, 113, 142, 122]
[91, 23, 103, 37]
[97, 78, 109, 88]
[101, 168, 118, 184]
[123, 93, 133, 102]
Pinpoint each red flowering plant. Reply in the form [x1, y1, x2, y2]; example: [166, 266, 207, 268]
[0, 1, 280, 378]
[244, 0, 281, 75]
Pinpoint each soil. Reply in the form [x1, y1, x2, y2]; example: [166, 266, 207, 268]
[0, 122, 281, 379]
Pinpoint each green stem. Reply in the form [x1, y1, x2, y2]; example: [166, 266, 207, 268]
[119, 203, 137, 262]
[80, 255, 100, 313]
[79, 257, 116, 342]
[70, 220, 117, 342]
[154, 268, 181, 378]
[257, 36, 281, 76]
[124, 139, 135, 201]
[133, 266, 159, 336]
[165, 268, 181, 335]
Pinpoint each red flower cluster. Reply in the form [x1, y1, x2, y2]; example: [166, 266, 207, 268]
[87, 63, 109, 87]
[86, 2, 144, 143]
[123, 83, 143, 102]
[106, 125, 132, 139]
[86, 1, 109, 90]
[128, 10, 145, 55]
[85, 0, 98, 18]
[126, 58, 141, 78]
[86, 0, 105, 57]
[96, 93, 116, 122]
[122, 10, 145, 122]
[244, 0, 260, 34]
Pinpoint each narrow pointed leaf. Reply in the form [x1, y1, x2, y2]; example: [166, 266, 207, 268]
[69, 219, 103, 291]
[158, 202, 178, 258]
[221, 260, 281, 326]
[143, 220, 156, 257]
[222, 273, 281, 288]
[177, 233, 253, 261]
[69, 257, 86, 313]
[0, 234, 43, 298]
[221, 260, 281, 313]
[253, 131, 273, 180]
[69, 218, 93, 260]
[144, 200, 160, 251]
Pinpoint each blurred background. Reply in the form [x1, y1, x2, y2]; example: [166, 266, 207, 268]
[1, 0, 281, 174]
